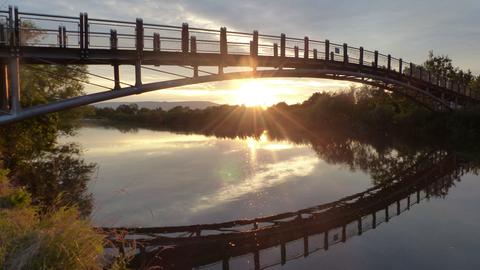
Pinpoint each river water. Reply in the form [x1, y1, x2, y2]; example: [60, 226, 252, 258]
[64, 125, 480, 270]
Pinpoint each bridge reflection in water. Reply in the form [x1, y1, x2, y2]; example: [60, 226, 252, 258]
[103, 152, 466, 270]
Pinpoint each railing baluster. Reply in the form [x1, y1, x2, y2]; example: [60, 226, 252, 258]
[79, 13, 84, 50]
[387, 54, 391, 71]
[110, 29, 120, 89]
[84, 13, 89, 51]
[58, 26, 63, 48]
[304, 36, 309, 59]
[135, 18, 143, 86]
[191, 36, 198, 78]
[343, 43, 348, 63]
[280, 33, 286, 57]
[220, 27, 227, 55]
[181, 23, 189, 53]
[325, 39, 330, 61]
[359, 47, 364, 66]
[153, 32, 160, 52]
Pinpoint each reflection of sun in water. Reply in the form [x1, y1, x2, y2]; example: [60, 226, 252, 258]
[232, 81, 279, 107]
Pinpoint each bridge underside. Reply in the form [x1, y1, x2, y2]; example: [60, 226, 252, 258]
[1, 50, 477, 124]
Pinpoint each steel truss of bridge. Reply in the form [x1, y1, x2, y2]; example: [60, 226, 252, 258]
[0, 6, 479, 124]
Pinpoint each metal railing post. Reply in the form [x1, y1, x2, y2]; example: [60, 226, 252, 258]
[84, 13, 89, 51]
[387, 54, 391, 71]
[191, 36, 198, 77]
[294, 46, 299, 58]
[252, 30, 258, 56]
[62, 26, 67, 48]
[359, 47, 364, 66]
[313, 48, 317, 59]
[110, 29, 120, 90]
[79, 13, 84, 50]
[325, 39, 330, 61]
[135, 18, 144, 87]
[219, 27, 227, 74]
[343, 43, 348, 63]
[0, 64, 8, 111]
[14, 6, 19, 46]
[220, 27, 227, 55]
[0, 24, 5, 46]
[153, 32, 160, 52]
[58, 26, 63, 48]
[304, 36, 309, 59]
[280, 33, 286, 57]
[181, 23, 189, 53]
[374, 50, 378, 68]
[399, 59, 403, 75]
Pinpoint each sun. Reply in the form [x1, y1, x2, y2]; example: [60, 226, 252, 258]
[232, 80, 279, 107]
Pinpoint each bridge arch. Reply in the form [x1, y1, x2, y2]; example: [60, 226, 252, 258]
[0, 68, 453, 124]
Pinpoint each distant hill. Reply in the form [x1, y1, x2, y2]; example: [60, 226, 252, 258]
[93, 101, 219, 110]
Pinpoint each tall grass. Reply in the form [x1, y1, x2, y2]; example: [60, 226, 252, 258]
[0, 170, 106, 270]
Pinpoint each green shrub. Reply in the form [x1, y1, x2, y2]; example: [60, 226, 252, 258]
[0, 176, 106, 270]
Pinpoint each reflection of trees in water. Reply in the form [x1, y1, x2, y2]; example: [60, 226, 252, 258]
[13, 143, 95, 217]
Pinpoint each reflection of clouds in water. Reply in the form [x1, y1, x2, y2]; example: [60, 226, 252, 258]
[85, 134, 214, 156]
[192, 155, 318, 213]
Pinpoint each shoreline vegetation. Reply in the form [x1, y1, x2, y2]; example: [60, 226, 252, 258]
[89, 86, 480, 156]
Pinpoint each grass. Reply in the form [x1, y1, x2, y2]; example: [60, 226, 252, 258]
[0, 169, 110, 270]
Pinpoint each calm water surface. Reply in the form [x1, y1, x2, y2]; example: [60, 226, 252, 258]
[65, 126, 480, 270]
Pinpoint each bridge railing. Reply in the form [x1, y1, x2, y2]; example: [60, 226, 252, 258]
[2, 6, 477, 101]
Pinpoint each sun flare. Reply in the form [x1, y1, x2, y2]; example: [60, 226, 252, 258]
[232, 80, 280, 107]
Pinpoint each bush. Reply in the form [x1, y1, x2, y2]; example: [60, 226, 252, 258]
[0, 175, 105, 270]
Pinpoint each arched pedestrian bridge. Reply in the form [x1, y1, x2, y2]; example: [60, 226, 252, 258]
[0, 6, 479, 124]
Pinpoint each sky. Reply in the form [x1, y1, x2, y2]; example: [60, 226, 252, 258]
[9, 0, 480, 105]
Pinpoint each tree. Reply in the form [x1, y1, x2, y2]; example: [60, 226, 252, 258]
[0, 22, 95, 214]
